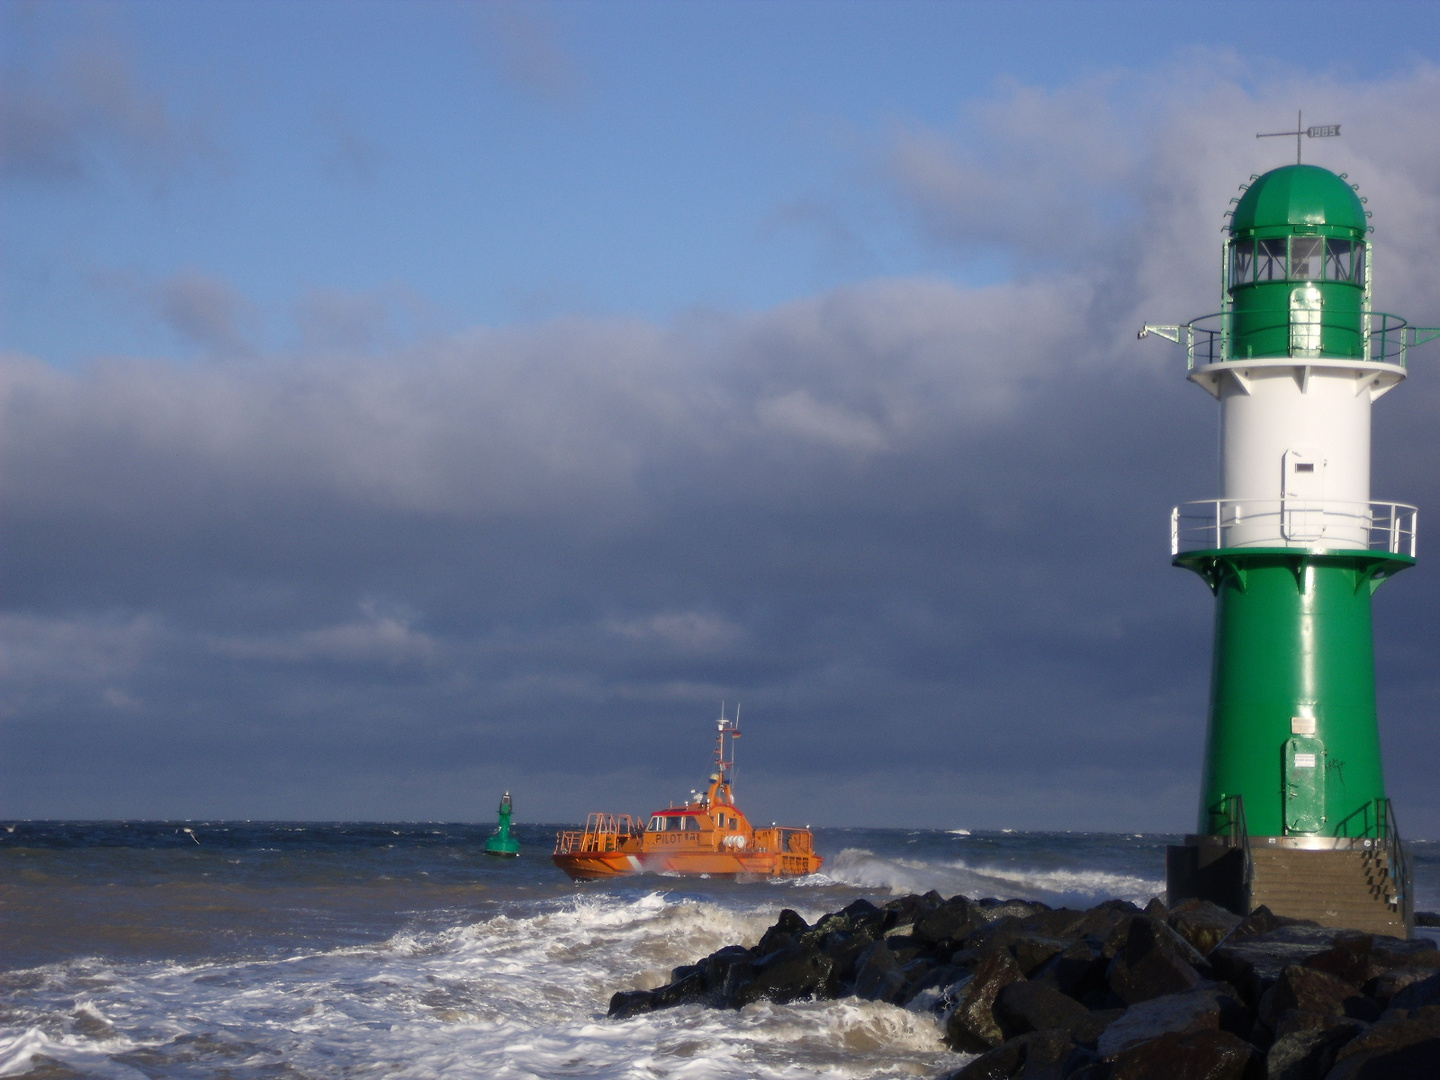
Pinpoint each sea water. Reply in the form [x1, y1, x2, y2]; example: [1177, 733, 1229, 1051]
[2, 823, 1436, 1079]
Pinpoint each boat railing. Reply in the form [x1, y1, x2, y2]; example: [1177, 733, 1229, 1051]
[553, 813, 636, 855]
[752, 827, 814, 855]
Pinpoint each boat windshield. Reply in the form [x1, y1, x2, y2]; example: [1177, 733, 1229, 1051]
[648, 814, 702, 832]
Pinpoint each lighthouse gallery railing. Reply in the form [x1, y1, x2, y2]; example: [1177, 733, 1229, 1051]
[1171, 499, 1416, 557]
[1139, 312, 1440, 371]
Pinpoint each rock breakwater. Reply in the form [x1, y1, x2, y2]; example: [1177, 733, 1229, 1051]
[609, 891, 1440, 1078]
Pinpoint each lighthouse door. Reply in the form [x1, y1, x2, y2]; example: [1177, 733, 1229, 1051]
[1284, 735, 1326, 834]
[1290, 284, 1323, 358]
[1282, 448, 1326, 541]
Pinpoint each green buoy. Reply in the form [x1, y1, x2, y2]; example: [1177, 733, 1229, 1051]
[484, 792, 520, 857]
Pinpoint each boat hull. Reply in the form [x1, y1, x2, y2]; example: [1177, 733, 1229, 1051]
[553, 848, 821, 880]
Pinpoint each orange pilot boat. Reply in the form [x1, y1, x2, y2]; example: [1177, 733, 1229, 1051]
[552, 709, 823, 880]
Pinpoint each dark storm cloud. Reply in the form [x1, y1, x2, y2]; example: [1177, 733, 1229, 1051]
[0, 39, 214, 182]
[3, 67, 1440, 830]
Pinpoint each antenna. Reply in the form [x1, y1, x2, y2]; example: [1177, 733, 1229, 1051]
[1257, 110, 1341, 165]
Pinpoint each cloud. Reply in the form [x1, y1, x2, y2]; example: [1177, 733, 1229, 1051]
[477, 2, 581, 106]
[2, 62, 1440, 829]
[93, 267, 258, 356]
[0, 39, 215, 182]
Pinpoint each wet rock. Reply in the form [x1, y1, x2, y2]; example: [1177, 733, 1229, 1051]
[1390, 970, 1440, 1010]
[819, 930, 874, 984]
[994, 979, 1090, 1040]
[945, 1028, 1078, 1080]
[1368, 966, 1440, 1005]
[851, 940, 907, 1003]
[1021, 908, 1091, 941]
[1256, 965, 1376, 1030]
[755, 909, 809, 957]
[1264, 1016, 1364, 1080]
[1066, 900, 1142, 945]
[1032, 938, 1109, 1002]
[1302, 931, 1438, 988]
[1144, 897, 1168, 919]
[607, 988, 659, 1019]
[1322, 1005, 1440, 1080]
[1107, 917, 1210, 1005]
[1105, 1029, 1262, 1080]
[944, 949, 1027, 1053]
[1416, 911, 1440, 928]
[915, 896, 984, 949]
[1010, 935, 1069, 978]
[733, 944, 836, 1006]
[652, 970, 707, 1008]
[836, 897, 891, 936]
[1223, 906, 1317, 943]
[978, 899, 1052, 924]
[899, 962, 966, 1008]
[1209, 924, 1355, 1008]
[1097, 982, 1252, 1058]
[702, 945, 755, 1000]
[1169, 899, 1243, 957]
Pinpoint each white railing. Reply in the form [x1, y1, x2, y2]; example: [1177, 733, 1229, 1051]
[1170, 499, 1417, 557]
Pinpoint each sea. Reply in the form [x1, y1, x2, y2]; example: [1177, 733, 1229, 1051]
[2, 823, 1437, 1079]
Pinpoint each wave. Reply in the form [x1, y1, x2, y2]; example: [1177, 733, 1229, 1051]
[0, 890, 967, 1079]
[808, 848, 1163, 907]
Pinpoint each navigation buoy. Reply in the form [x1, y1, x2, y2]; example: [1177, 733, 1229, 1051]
[1142, 156, 1439, 936]
[484, 792, 521, 857]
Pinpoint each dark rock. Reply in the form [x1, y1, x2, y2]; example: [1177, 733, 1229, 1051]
[837, 897, 891, 935]
[1323, 1005, 1440, 1080]
[702, 945, 755, 1001]
[819, 930, 874, 983]
[1256, 965, 1373, 1030]
[732, 945, 835, 1006]
[944, 949, 1026, 1053]
[1107, 917, 1209, 1005]
[995, 979, 1090, 1040]
[652, 970, 707, 1008]
[1264, 1015, 1364, 1080]
[1144, 897, 1168, 919]
[946, 1028, 1076, 1080]
[1416, 911, 1440, 928]
[885, 934, 925, 963]
[1011, 935, 1069, 978]
[1021, 908, 1091, 941]
[916, 896, 985, 948]
[1169, 899, 1243, 957]
[898, 962, 966, 1008]
[1390, 970, 1440, 1010]
[755, 908, 809, 957]
[1066, 900, 1142, 944]
[1222, 906, 1317, 944]
[1097, 982, 1252, 1058]
[851, 939, 906, 1003]
[1302, 932, 1438, 988]
[1032, 939, 1109, 1002]
[1209, 924, 1358, 1008]
[978, 899, 1052, 923]
[1105, 1029, 1262, 1080]
[1368, 966, 1440, 1005]
[882, 892, 933, 930]
[1071, 1008, 1126, 1048]
[608, 989, 659, 1018]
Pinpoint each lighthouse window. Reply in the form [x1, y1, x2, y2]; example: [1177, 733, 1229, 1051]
[1289, 237, 1323, 281]
[1229, 241, 1254, 287]
[1256, 239, 1287, 281]
[1324, 239, 1354, 282]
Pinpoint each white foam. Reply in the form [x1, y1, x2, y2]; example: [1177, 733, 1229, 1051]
[0, 892, 968, 1079]
[811, 848, 1163, 907]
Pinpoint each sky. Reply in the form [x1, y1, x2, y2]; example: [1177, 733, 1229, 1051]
[2, 0, 1440, 833]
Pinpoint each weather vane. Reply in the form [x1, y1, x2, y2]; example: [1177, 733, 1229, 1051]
[1257, 110, 1340, 165]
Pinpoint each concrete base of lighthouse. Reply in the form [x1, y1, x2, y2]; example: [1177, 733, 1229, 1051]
[1167, 836, 1412, 937]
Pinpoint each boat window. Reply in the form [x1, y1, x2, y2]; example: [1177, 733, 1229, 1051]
[1324, 239, 1354, 282]
[685, 816, 701, 831]
[1289, 237, 1322, 281]
[1229, 240, 1254, 288]
[1256, 238, 1287, 281]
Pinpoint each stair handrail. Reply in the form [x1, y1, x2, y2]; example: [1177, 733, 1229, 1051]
[1378, 798, 1414, 930]
[1230, 794, 1255, 911]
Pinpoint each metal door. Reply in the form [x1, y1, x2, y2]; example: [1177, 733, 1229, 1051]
[1284, 735, 1326, 834]
[1290, 284, 1323, 357]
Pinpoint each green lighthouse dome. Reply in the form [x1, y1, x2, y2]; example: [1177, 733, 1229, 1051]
[1230, 164, 1367, 238]
[1224, 164, 1371, 362]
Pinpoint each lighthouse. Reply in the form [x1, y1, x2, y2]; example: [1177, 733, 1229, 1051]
[1142, 158, 1439, 936]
